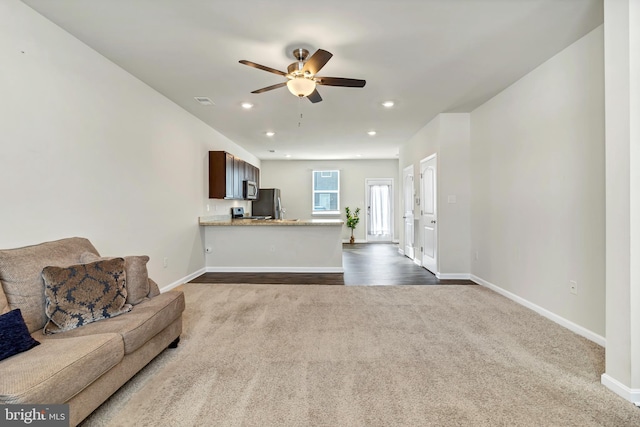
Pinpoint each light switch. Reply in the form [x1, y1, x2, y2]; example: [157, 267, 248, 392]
[447, 195, 457, 204]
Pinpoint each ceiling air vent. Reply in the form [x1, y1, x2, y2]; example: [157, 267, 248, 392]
[194, 96, 214, 106]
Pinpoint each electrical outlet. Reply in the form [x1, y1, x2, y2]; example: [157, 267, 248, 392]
[163, 257, 168, 268]
[569, 280, 578, 295]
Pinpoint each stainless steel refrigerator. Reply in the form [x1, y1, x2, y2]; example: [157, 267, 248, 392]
[251, 188, 282, 219]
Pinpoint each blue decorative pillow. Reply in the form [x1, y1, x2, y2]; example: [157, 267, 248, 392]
[0, 309, 40, 362]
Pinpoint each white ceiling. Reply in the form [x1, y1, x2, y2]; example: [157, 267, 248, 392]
[21, 0, 603, 160]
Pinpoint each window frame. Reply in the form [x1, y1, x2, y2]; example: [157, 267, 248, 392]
[312, 169, 340, 215]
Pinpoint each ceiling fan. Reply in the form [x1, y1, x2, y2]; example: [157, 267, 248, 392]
[239, 48, 366, 103]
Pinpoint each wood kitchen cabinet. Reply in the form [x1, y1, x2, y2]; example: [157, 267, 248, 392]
[208, 151, 259, 199]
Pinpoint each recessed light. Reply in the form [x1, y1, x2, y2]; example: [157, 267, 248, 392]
[367, 131, 377, 136]
[356, 154, 363, 157]
[265, 131, 275, 137]
[241, 102, 253, 109]
[382, 101, 395, 108]
[285, 154, 292, 158]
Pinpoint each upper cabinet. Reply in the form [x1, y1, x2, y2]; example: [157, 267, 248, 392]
[208, 151, 259, 199]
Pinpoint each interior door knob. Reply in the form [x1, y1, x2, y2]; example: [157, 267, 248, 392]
[431, 220, 436, 224]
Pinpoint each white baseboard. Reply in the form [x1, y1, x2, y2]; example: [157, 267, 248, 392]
[160, 267, 206, 293]
[601, 374, 640, 405]
[437, 273, 471, 280]
[205, 266, 344, 273]
[471, 274, 606, 347]
[398, 248, 405, 256]
[414, 258, 422, 267]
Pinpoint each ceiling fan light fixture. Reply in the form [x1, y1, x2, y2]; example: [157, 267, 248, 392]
[287, 77, 316, 97]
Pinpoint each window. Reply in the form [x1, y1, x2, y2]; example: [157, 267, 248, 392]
[312, 170, 340, 214]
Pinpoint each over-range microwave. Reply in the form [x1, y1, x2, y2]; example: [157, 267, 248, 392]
[243, 180, 258, 200]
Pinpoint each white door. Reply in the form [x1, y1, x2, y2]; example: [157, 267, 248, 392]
[402, 166, 415, 259]
[420, 155, 437, 274]
[365, 178, 393, 242]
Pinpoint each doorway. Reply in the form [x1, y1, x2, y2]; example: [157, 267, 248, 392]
[365, 178, 394, 242]
[420, 154, 437, 274]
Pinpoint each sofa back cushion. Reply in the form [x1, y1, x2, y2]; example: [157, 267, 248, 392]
[0, 237, 99, 333]
[0, 284, 9, 315]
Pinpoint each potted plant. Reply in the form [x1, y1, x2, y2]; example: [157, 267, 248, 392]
[345, 207, 361, 244]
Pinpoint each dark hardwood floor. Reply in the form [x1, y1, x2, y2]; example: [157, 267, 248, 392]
[190, 243, 476, 286]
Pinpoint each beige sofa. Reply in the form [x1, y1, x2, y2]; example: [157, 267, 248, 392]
[0, 237, 185, 426]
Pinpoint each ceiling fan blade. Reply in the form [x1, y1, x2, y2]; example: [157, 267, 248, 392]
[316, 77, 366, 88]
[239, 60, 287, 76]
[251, 82, 287, 94]
[302, 49, 333, 75]
[307, 89, 322, 103]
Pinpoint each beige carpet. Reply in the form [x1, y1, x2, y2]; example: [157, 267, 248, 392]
[80, 284, 640, 426]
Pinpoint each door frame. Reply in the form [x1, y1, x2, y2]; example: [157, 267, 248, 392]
[402, 165, 415, 259]
[365, 178, 394, 243]
[420, 154, 438, 275]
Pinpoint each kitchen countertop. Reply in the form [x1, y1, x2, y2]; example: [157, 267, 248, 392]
[199, 217, 344, 226]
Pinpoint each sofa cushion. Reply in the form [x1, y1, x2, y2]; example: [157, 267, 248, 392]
[80, 252, 151, 305]
[0, 332, 123, 404]
[0, 237, 100, 333]
[44, 290, 185, 354]
[148, 278, 161, 298]
[0, 309, 40, 362]
[42, 258, 132, 334]
[0, 283, 9, 315]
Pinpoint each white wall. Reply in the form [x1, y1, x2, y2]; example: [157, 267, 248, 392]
[0, 0, 258, 288]
[602, 0, 640, 401]
[436, 114, 471, 276]
[260, 160, 399, 242]
[398, 113, 471, 277]
[470, 26, 605, 338]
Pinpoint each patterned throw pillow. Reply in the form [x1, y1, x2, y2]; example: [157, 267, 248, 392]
[79, 252, 150, 305]
[0, 309, 40, 361]
[42, 258, 132, 334]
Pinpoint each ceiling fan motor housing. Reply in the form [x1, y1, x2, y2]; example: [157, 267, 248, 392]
[287, 61, 306, 76]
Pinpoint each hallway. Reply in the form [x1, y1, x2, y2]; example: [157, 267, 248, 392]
[342, 243, 474, 285]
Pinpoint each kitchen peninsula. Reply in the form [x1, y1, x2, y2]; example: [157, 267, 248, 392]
[199, 217, 344, 272]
